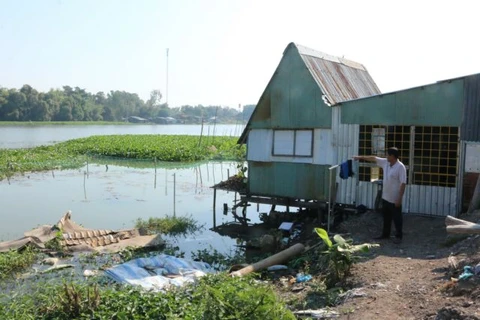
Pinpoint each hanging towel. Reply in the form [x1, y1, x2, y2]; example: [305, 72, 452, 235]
[339, 160, 354, 180]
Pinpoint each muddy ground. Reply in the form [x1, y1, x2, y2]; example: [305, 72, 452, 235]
[298, 210, 480, 319]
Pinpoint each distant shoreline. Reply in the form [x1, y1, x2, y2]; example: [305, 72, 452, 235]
[0, 121, 245, 126]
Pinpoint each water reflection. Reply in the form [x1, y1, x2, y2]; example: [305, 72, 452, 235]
[0, 160, 266, 257]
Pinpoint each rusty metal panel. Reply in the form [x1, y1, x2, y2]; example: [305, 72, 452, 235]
[296, 44, 381, 105]
[463, 74, 480, 141]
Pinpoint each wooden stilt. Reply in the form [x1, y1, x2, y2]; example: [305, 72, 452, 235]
[213, 188, 217, 228]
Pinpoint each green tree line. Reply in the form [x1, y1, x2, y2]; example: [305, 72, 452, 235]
[0, 85, 255, 123]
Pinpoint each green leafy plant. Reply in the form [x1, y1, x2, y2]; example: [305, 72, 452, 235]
[0, 247, 38, 280]
[315, 228, 379, 284]
[0, 275, 295, 320]
[44, 229, 64, 252]
[0, 135, 246, 181]
[191, 246, 245, 271]
[135, 215, 204, 237]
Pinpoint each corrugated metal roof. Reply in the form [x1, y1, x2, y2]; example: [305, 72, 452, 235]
[238, 42, 381, 144]
[295, 43, 381, 105]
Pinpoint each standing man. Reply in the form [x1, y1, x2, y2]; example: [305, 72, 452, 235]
[354, 147, 407, 244]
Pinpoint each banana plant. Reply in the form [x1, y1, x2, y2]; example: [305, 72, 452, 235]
[315, 228, 379, 283]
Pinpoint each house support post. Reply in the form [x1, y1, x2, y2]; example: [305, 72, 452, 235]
[468, 174, 480, 214]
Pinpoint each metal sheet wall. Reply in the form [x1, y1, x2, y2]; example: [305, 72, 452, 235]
[332, 106, 460, 216]
[462, 75, 480, 141]
[407, 185, 457, 216]
[332, 107, 359, 205]
[248, 161, 330, 201]
[356, 181, 378, 208]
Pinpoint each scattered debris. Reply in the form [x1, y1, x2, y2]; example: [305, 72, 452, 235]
[296, 273, 312, 283]
[0, 210, 165, 253]
[474, 263, 480, 275]
[0, 237, 45, 253]
[459, 266, 474, 281]
[435, 307, 480, 320]
[267, 265, 288, 271]
[212, 175, 246, 192]
[293, 308, 340, 319]
[445, 215, 480, 234]
[41, 257, 59, 265]
[83, 269, 99, 277]
[448, 255, 459, 269]
[337, 288, 367, 304]
[40, 264, 74, 274]
[230, 243, 305, 277]
[105, 254, 214, 292]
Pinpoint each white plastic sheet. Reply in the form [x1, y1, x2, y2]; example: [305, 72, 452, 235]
[105, 254, 214, 291]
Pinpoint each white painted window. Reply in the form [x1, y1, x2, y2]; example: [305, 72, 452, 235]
[273, 129, 313, 157]
[295, 130, 313, 156]
[273, 130, 294, 155]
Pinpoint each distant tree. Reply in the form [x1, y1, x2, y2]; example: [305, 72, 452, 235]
[102, 106, 115, 121]
[157, 104, 170, 117]
[242, 104, 255, 122]
[147, 89, 163, 107]
[0, 84, 249, 123]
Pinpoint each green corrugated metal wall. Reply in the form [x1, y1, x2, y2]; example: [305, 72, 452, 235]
[246, 45, 333, 199]
[249, 162, 331, 201]
[249, 46, 331, 129]
[341, 78, 464, 126]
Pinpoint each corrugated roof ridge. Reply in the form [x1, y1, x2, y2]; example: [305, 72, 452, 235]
[293, 42, 366, 71]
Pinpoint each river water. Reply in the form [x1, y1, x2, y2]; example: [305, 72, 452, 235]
[0, 123, 245, 149]
[0, 124, 265, 257]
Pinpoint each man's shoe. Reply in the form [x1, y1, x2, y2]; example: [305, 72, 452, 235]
[393, 237, 402, 244]
[373, 235, 389, 240]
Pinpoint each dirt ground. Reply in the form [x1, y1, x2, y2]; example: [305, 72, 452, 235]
[329, 210, 480, 320]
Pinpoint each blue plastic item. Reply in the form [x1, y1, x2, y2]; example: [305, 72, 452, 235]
[296, 274, 312, 283]
[459, 266, 474, 281]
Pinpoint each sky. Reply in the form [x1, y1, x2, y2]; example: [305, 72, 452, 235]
[1, 0, 480, 109]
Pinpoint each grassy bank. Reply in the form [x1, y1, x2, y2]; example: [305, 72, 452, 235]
[0, 135, 245, 180]
[0, 275, 295, 320]
[0, 214, 293, 320]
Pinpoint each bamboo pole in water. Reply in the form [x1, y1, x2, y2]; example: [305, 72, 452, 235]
[83, 171, 87, 200]
[165, 168, 167, 196]
[198, 117, 204, 147]
[154, 158, 157, 189]
[173, 172, 176, 217]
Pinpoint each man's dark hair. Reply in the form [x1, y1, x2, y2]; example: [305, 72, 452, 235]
[387, 147, 399, 159]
